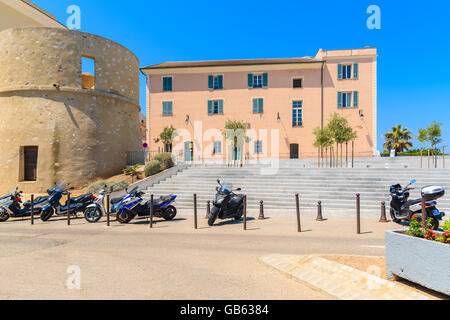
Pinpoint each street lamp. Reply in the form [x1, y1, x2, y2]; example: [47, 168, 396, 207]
[359, 110, 364, 121]
[185, 115, 190, 125]
[277, 112, 281, 123]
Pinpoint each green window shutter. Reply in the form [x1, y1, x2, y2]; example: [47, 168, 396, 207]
[248, 74, 253, 88]
[337, 91, 343, 108]
[353, 91, 359, 107]
[168, 102, 173, 115]
[163, 77, 167, 91]
[259, 98, 264, 113]
[263, 73, 268, 88]
[218, 75, 223, 89]
[218, 100, 224, 114]
[207, 100, 213, 114]
[169, 77, 173, 91]
[353, 63, 359, 79]
[252, 98, 258, 113]
[337, 64, 343, 80]
[208, 75, 214, 90]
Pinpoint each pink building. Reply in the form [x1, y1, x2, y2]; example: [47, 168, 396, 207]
[141, 47, 377, 161]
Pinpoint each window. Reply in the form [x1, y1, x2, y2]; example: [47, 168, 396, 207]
[162, 76, 173, 91]
[252, 98, 264, 113]
[292, 100, 303, 127]
[338, 63, 359, 80]
[207, 99, 224, 114]
[208, 75, 223, 90]
[213, 141, 222, 154]
[21, 146, 38, 182]
[293, 78, 303, 88]
[81, 56, 95, 89]
[254, 141, 263, 154]
[337, 91, 359, 108]
[248, 73, 268, 88]
[162, 101, 173, 115]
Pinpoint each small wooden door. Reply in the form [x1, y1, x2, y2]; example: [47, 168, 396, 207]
[290, 144, 299, 159]
[184, 142, 193, 161]
[24, 146, 38, 181]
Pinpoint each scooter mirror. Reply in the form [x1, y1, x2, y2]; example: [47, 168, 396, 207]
[217, 179, 221, 185]
[236, 188, 242, 191]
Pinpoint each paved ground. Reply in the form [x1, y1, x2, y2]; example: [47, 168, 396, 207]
[0, 214, 403, 300]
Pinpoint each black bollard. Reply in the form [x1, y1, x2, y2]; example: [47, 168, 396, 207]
[356, 194, 361, 234]
[379, 201, 389, 222]
[30, 194, 34, 225]
[106, 194, 110, 227]
[316, 201, 326, 221]
[194, 194, 198, 229]
[243, 195, 247, 230]
[258, 200, 265, 220]
[296, 194, 301, 232]
[150, 194, 154, 228]
[67, 193, 71, 226]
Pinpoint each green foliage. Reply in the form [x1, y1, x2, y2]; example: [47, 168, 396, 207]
[159, 125, 178, 146]
[144, 160, 162, 177]
[383, 125, 413, 153]
[153, 152, 174, 170]
[406, 216, 424, 238]
[417, 121, 442, 150]
[325, 113, 358, 144]
[313, 127, 333, 148]
[441, 220, 450, 232]
[87, 180, 128, 194]
[123, 164, 140, 176]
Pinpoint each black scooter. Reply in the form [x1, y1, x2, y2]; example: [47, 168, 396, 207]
[0, 188, 49, 222]
[389, 179, 445, 230]
[40, 183, 95, 221]
[208, 179, 244, 226]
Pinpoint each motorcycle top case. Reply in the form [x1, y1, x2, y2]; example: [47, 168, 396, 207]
[421, 185, 445, 201]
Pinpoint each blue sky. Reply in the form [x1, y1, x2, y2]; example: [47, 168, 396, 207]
[34, 0, 450, 150]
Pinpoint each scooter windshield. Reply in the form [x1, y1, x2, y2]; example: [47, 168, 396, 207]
[54, 183, 67, 193]
[219, 182, 233, 194]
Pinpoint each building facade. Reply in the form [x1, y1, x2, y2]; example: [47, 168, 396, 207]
[141, 48, 377, 162]
[0, 27, 142, 193]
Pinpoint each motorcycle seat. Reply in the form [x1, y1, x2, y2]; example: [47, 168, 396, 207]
[111, 197, 123, 204]
[406, 199, 421, 206]
[152, 195, 172, 207]
[71, 194, 92, 203]
[229, 194, 244, 207]
[23, 196, 48, 207]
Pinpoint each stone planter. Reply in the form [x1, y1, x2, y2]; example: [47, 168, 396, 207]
[386, 230, 450, 296]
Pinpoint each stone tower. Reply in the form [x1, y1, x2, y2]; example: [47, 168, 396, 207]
[0, 27, 142, 193]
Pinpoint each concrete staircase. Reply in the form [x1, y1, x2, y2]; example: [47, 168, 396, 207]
[143, 159, 450, 218]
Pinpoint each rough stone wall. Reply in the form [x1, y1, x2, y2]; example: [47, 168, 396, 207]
[0, 27, 141, 193]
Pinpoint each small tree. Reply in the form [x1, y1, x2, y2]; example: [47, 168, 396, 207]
[342, 126, 358, 167]
[313, 127, 333, 167]
[223, 120, 247, 166]
[384, 125, 413, 154]
[327, 113, 349, 167]
[417, 121, 442, 152]
[159, 125, 177, 153]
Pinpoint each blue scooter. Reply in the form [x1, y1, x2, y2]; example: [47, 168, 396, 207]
[40, 183, 95, 221]
[0, 188, 49, 222]
[115, 187, 177, 224]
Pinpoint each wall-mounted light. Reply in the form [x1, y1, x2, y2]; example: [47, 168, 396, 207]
[359, 110, 364, 121]
[185, 115, 190, 125]
[277, 112, 281, 123]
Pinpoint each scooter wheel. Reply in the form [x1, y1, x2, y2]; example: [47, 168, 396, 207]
[208, 207, 219, 226]
[84, 207, 103, 223]
[0, 209, 10, 222]
[428, 217, 439, 231]
[40, 207, 54, 222]
[163, 206, 177, 221]
[390, 208, 400, 223]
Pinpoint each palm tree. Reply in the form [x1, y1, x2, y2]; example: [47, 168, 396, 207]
[383, 125, 413, 154]
[223, 120, 247, 166]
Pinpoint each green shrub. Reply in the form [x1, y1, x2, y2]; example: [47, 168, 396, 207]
[87, 179, 128, 194]
[153, 152, 174, 170]
[144, 160, 162, 177]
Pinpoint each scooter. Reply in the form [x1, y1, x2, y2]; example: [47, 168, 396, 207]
[208, 179, 244, 226]
[116, 187, 177, 224]
[84, 188, 108, 223]
[389, 179, 445, 230]
[0, 188, 49, 222]
[40, 183, 95, 221]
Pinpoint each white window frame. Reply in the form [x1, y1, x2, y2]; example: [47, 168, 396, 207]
[162, 100, 174, 116]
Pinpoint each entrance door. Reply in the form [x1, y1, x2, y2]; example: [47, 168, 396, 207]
[290, 144, 299, 159]
[24, 146, 38, 181]
[233, 145, 242, 161]
[184, 141, 193, 161]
